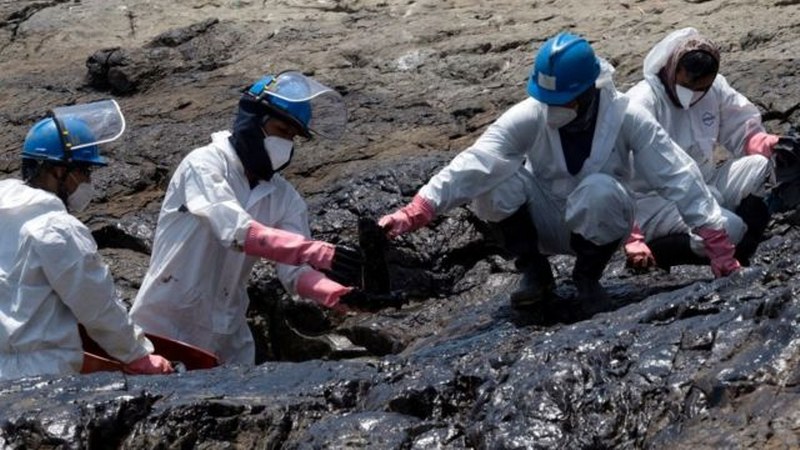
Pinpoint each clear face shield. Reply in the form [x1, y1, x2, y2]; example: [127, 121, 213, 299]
[254, 71, 347, 140]
[49, 99, 126, 156]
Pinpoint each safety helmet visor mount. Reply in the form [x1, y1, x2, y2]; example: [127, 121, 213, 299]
[244, 70, 347, 140]
[23, 100, 125, 167]
[49, 99, 126, 150]
[50, 116, 74, 163]
[48, 117, 98, 167]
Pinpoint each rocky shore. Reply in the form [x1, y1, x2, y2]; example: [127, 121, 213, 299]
[2, 0, 800, 447]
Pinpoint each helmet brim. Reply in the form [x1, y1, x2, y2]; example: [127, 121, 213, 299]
[21, 154, 107, 166]
[527, 76, 591, 106]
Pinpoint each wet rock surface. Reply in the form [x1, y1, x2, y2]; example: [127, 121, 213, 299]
[2, 0, 800, 448]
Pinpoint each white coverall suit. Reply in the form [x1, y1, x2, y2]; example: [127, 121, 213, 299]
[418, 62, 729, 255]
[0, 179, 152, 381]
[626, 28, 767, 247]
[131, 131, 311, 365]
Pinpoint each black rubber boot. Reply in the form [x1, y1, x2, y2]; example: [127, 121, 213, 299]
[570, 233, 619, 305]
[734, 195, 770, 266]
[495, 207, 555, 309]
[647, 233, 708, 272]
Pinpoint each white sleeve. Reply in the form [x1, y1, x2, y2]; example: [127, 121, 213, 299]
[182, 160, 253, 248]
[625, 106, 726, 230]
[715, 75, 764, 156]
[36, 218, 152, 364]
[418, 101, 535, 213]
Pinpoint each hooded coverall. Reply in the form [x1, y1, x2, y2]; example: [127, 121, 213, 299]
[417, 61, 733, 255]
[0, 179, 153, 381]
[131, 131, 313, 365]
[626, 27, 767, 248]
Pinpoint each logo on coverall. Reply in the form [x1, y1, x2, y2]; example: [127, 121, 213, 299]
[702, 111, 716, 127]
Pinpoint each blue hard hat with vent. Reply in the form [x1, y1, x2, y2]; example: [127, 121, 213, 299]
[527, 32, 601, 106]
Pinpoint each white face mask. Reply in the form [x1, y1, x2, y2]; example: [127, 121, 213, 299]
[67, 182, 94, 212]
[545, 105, 578, 129]
[675, 84, 706, 110]
[263, 136, 294, 172]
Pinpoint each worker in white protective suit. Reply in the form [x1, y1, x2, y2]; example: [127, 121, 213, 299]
[378, 32, 742, 312]
[131, 71, 366, 365]
[624, 27, 795, 271]
[0, 100, 173, 381]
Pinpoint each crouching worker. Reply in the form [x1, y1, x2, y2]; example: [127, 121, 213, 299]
[624, 27, 790, 271]
[379, 33, 741, 312]
[131, 71, 365, 365]
[0, 100, 173, 381]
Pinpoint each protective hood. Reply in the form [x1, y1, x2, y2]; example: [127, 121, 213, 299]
[229, 96, 275, 184]
[642, 27, 720, 108]
[595, 58, 617, 91]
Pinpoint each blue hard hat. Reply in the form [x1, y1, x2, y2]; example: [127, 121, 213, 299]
[22, 117, 107, 166]
[527, 33, 601, 105]
[247, 75, 313, 137]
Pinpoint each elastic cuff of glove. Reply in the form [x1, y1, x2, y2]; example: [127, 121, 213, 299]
[694, 226, 736, 256]
[243, 221, 268, 255]
[411, 195, 435, 217]
[296, 270, 352, 308]
[693, 226, 724, 241]
[407, 195, 435, 228]
[745, 132, 780, 158]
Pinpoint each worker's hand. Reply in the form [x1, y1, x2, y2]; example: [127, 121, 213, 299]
[243, 222, 363, 277]
[123, 354, 174, 375]
[695, 227, 741, 277]
[744, 131, 780, 159]
[773, 133, 800, 168]
[624, 224, 656, 271]
[378, 195, 435, 239]
[296, 270, 353, 309]
[326, 245, 364, 287]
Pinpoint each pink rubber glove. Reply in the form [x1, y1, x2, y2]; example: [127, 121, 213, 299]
[296, 270, 352, 308]
[123, 354, 174, 375]
[624, 223, 656, 270]
[378, 195, 436, 239]
[244, 221, 335, 271]
[695, 227, 741, 277]
[744, 132, 780, 158]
